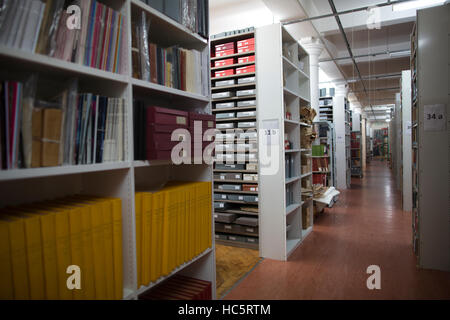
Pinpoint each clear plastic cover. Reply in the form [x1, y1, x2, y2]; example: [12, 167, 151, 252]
[62, 79, 79, 165]
[139, 11, 151, 82]
[182, 0, 198, 33]
[21, 74, 39, 169]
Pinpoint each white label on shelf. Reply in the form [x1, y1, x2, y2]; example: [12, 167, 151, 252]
[260, 119, 280, 176]
[225, 225, 232, 230]
[246, 228, 255, 233]
[424, 104, 446, 131]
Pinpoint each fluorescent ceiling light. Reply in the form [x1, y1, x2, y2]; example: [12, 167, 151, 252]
[392, 0, 446, 12]
[386, 119, 391, 122]
[389, 50, 411, 58]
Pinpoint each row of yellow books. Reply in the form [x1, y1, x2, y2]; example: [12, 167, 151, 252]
[135, 181, 212, 288]
[0, 195, 122, 300]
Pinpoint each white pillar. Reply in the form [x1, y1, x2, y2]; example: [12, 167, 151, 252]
[300, 37, 324, 121]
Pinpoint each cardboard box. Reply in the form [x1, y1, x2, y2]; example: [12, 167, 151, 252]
[236, 65, 255, 74]
[237, 45, 255, 53]
[214, 79, 235, 87]
[238, 55, 255, 64]
[215, 42, 235, 52]
[216, 123, 235, 129]
[236, 89, 256, 97]
[246, 163, 258, 171]
[215, 102, 235, 109]
[215, 163, 246, 170]
[242, 184, 258, 192]
[237, 38, 255, 48]
[237, 111, 256, 118]
[218, 184, 242, 191]
[238, 76, 256, 84]
[214, 69, 234, 78]
[215, 112, 235, 119]
[215, 49, 234, 58]
[214, 213, 237, 223]
[237, 100, 256, 107]
[214, 58, 234, 68]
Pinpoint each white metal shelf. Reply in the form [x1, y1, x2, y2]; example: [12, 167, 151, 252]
[286, 203, 302, 216]
[0, 162, 132, 182]
[211, 52, 256, 62]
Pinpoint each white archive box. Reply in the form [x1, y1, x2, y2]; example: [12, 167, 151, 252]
[238, 122, 256, 128]
[237, 100, 256, 107]
[238, 76, 256, 84]
[216, 133, 236, 140]
[212, 91, 235, 99]
[216, 123, 235, 129]
[237, 111, 257, 118]
[215, 79, 235, 87]
[239, 132, 258, 139]
[236, 89, 256, 97]
[215, 102, 235, 109]
[215, 144, 234, 152]
[216, 112, 235, 119]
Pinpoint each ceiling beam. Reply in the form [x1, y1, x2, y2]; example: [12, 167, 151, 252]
[351, 86, 400, 93]
[319, 50, 410, 63]
[346, 72, 402, 82]
[282, 0, 415, 25]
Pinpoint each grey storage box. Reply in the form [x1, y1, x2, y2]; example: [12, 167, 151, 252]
[216, 133, 235, 140]
[214, 202, 229, 210]
[215, 144, 233, 152]
[214, 173, 242, 180]
[243, 174, 258, 181]
[227, 235, 246, 243]
[235, 217, 258, 227]
[214, 194, 227, 200]
[238, 122, 256, 128]
[214, 213, 237, 223]
[236, 89, 256, 97]
[243, 195, 258, 203]
[238, 76, 256, 84]
[215, 79, 235, 87]
[217, 184, 242, 191]
[237, 100, 256, 107]
[215, 102, 235, 109]
[237, 225, 259, 235]
[228, 194, 245, 201]
[246, 237, 259, 244]
[216, 123, 235, 129]
[238, 132, 257, 139]
[237, 111, 257, 118]
[212, 91, 234, 99]
[246, 163, 258, 170]
[215, 223, 235, 233]
[216, 112, 235, 119]
[215, 234, 228, 240]
[215, 163, 246, 170]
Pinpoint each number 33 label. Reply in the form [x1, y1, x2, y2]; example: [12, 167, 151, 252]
[424, 104, 447, 131]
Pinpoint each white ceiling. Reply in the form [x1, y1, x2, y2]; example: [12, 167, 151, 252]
[209, 0, 443, 121]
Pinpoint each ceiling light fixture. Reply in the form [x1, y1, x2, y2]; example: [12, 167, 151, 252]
[392, 0, 446, 12]
[386, 119, 392, 122]
[389, 50, 411, 58]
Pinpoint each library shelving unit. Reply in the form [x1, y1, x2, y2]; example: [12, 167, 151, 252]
[318, 87, 335, 122]
[256, 23, 311, 261]
[410, 5, 450, 271]
[401, 71, 412, 211]
[210, 29, 260, 251]
[312, 121, 335, 188]
[334, 95, 351, 189]
[0, 0, 216, 299]
[351, 112, 362, 178]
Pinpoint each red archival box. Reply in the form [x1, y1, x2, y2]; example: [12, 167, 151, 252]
[237, 38, 255, 48]
[236, 65, 255, 74]
[238, 55, 255, 64]
[215, 41, 235, 52]
[214, 58, 235, 68]
[214, 69, 234, 78]
[215, 49, 235, 57]
[237, 44, 255, 53]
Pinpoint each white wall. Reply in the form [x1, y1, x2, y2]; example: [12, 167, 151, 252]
[210, 0, 278, 35]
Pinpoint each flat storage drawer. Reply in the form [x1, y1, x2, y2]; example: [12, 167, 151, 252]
[214, 213, 237, 223]
[146, 106, 189, 127]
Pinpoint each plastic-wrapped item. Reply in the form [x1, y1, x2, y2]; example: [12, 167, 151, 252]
[35, 0, 65, 55]
[21, 74, 39, 168]
[181, 0, 197, 33]
[138, 11, 151, 81]
[61, 79, 78, 165]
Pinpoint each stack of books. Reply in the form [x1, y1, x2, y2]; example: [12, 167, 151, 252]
[0, 0, 126, 74]
[0, 195, 123, 300]
[0, 79, 127, 170]
[135, 181, 212, 288]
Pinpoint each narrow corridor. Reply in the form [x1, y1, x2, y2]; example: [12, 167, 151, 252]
[225, 161, 450, 299]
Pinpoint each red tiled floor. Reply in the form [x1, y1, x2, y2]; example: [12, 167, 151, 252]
[224, 160, 450, 300]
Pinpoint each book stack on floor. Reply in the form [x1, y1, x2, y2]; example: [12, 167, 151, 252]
[132, 11, 209, 95]
[133, 104, 215, 162]
[139, 275, 212, 300]
[135, 181, 212, 290]
[0, 195, 123, 300]
[138, 0, 209, 39]
[0, 79, 126, 170]
[0, 0, 126, 74]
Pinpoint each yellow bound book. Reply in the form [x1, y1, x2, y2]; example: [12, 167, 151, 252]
[206, 182, 212, 249]
[189, 183, 196, 260]
[3, 211, 45, 300]
[0, 220, 14, 299]
[98, 199, 115, 300]
[31, 203, 73, 300]
[161, 187, 176, 276]
[21, 206, 59, 300]
[141, 192, 153, 286]
[135, 192, 142, 288]
[0, 216, 29, 299]
[110, 198, 123, 300]
[150, 191, 164, 283]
